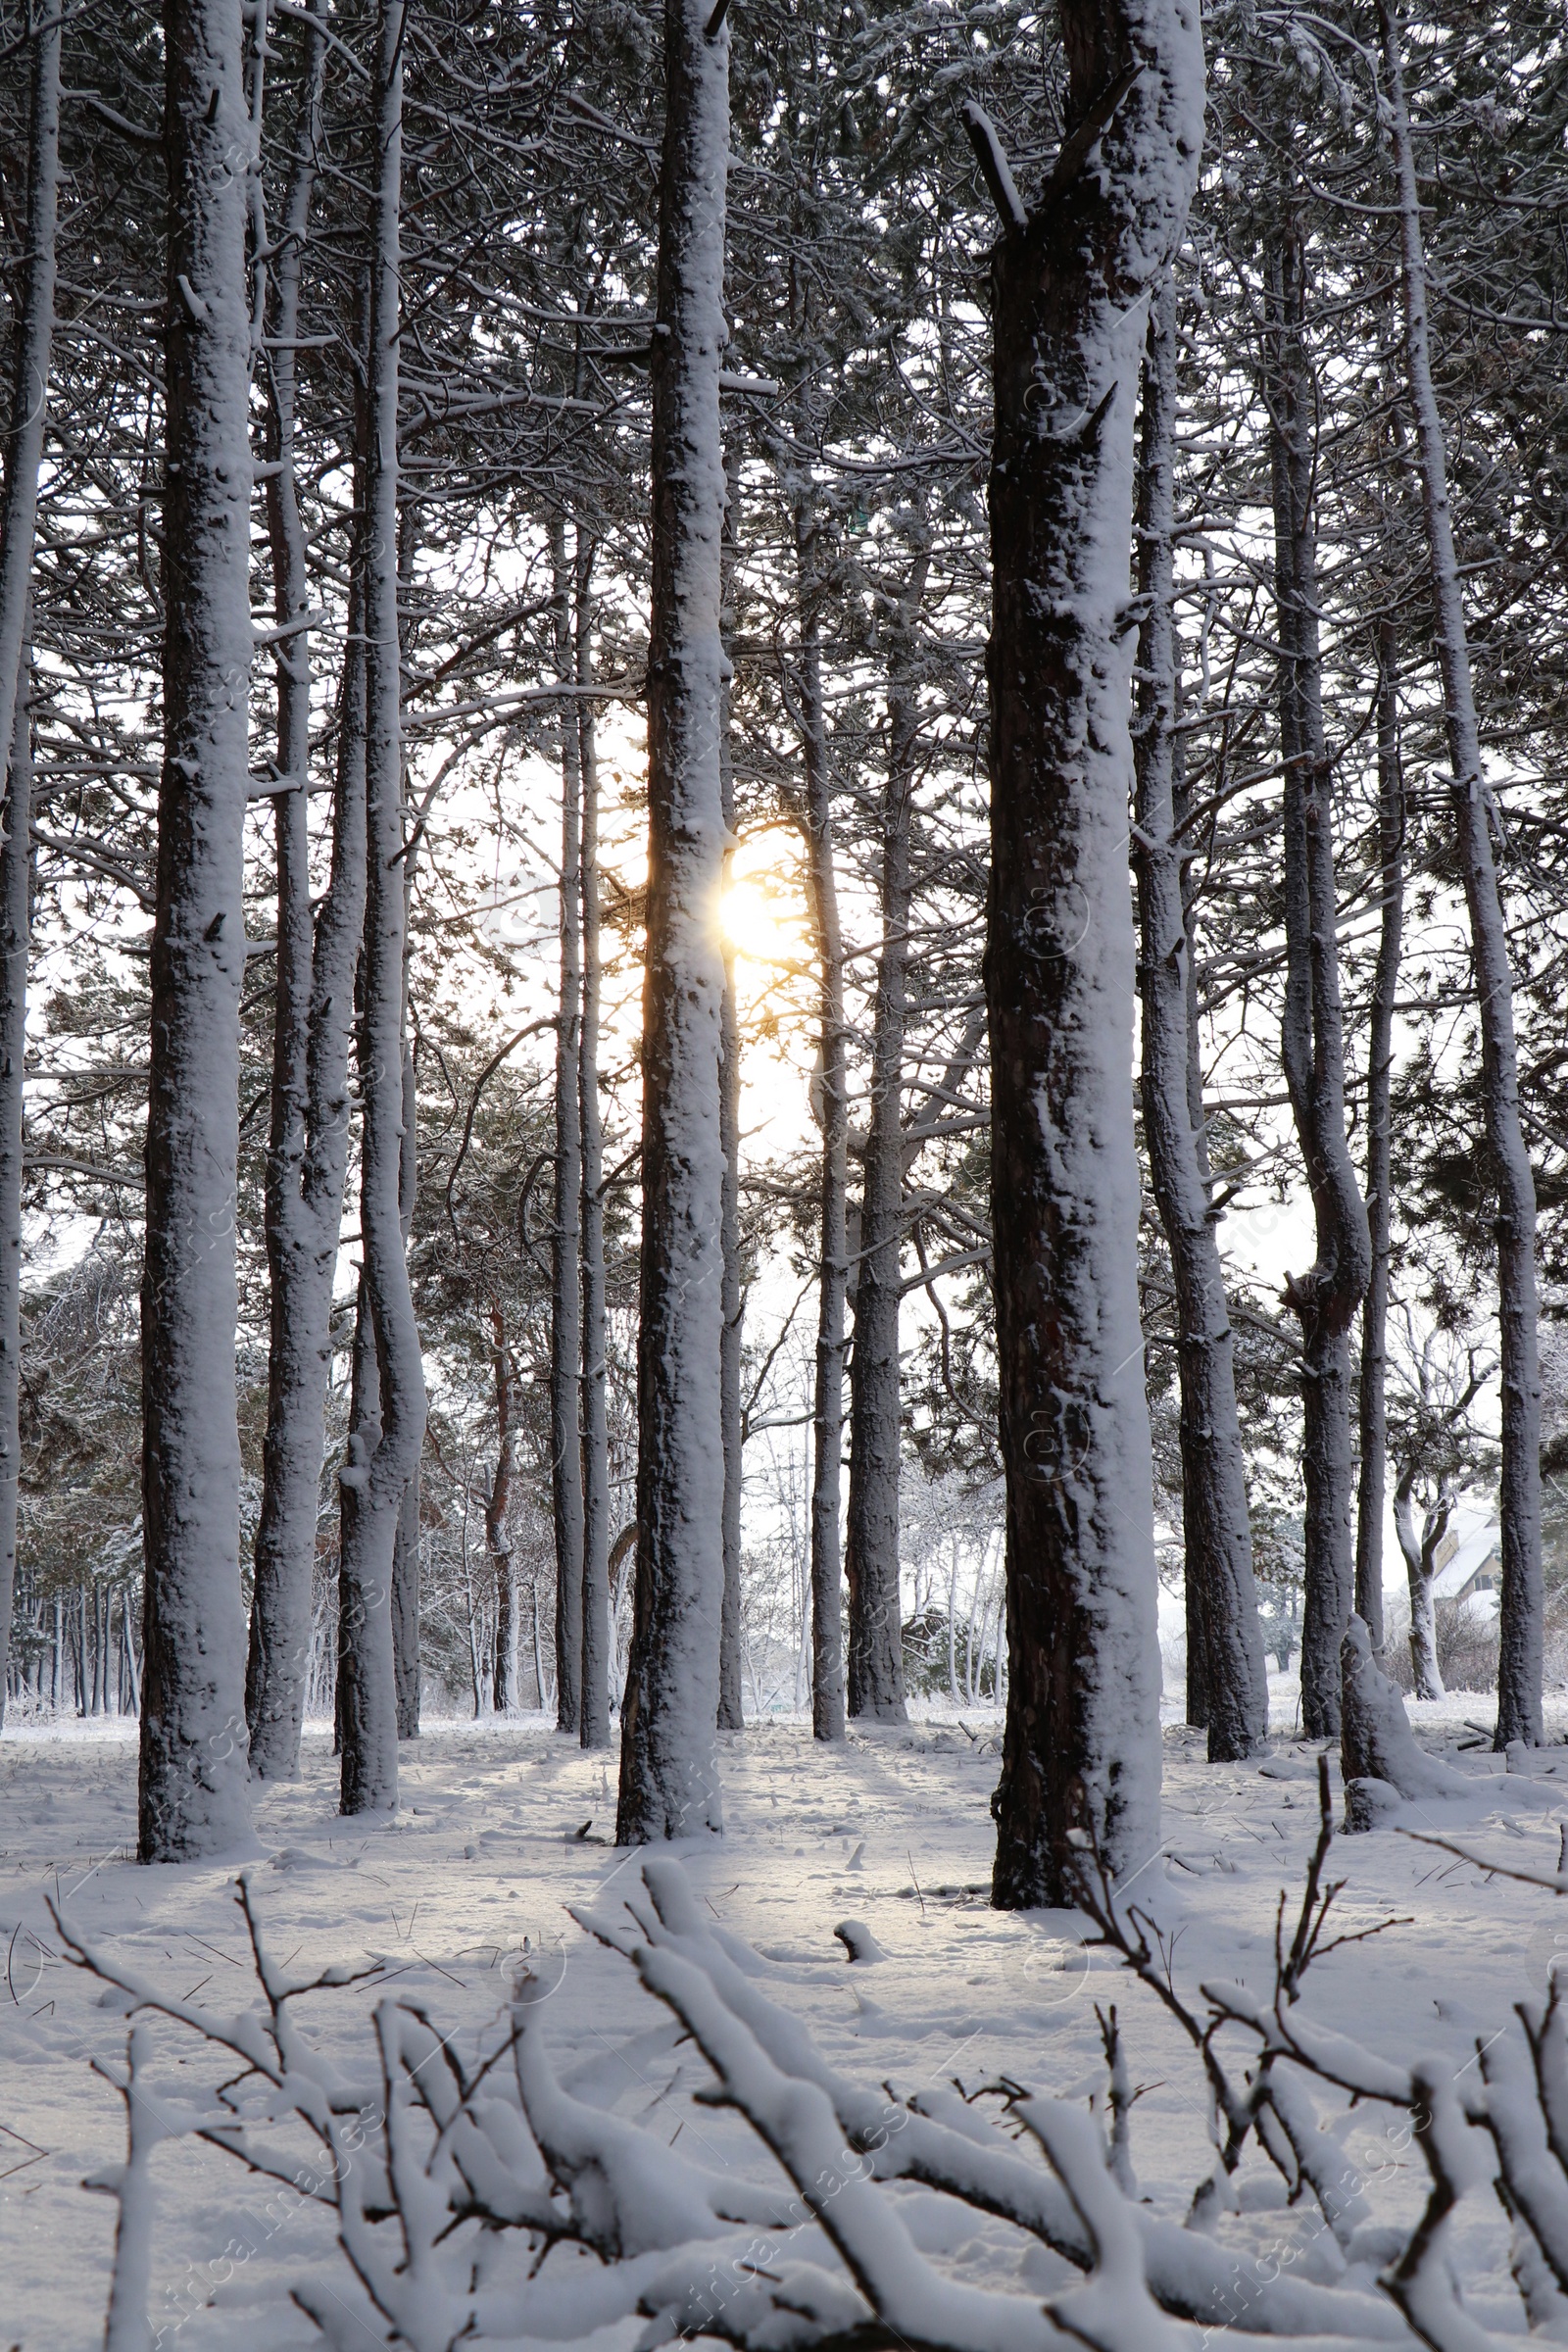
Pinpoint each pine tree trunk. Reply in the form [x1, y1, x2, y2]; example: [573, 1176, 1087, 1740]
[1133, 269, 1268, 1763]
[577, 549, 612, 1751]
[1394, 1471, 1446, 1701]
[1266, 216, 1371, 1743]
[796, 512, 847, 1744]
[139, 0, 258, 1860]
[0, 9, 59, 1731]
[616, 0, 730, 1844]
[1354, 619, 1404, 1657]
[336, 0, 421, 1817]
[391, 1034, 420, 1737]
[247, 10, 355, 1779]
[844, 542, 927, 1726]
[983, 1, 1202, 1906]
[487, 1308, 517, 1712]
[1377, 0, 1543, 1748]
[551, 525, 585, 1737]
[716, 439, 745, 1733]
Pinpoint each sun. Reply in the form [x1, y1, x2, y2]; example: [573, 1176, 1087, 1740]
[719, 830, 807, 971]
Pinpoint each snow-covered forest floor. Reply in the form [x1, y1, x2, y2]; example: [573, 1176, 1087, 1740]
[6, 1700, 1568, 2351]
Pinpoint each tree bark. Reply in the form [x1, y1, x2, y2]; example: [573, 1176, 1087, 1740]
[844, 534, 928, 1727]
[550, 524, 585, 1737]
[616, 0, 730, 1845]
[577, 544, 612, 1751]
[139, 0, 258, 1860]
[1266, 216, 1371, 1743]
[795, 509, 848, 1744]
[391, 1034, 420, 1737]
[1394, 1469, 1446, 1701]
[487, 1306, 518, 1712]
[1132, 267, 1268, 1762]
[247, 5, 358, 1780]
[980, 0, 1203, 1907]
[1354, 618, 1404, 1659]
[0, 2, 60, 1730]
[336, 0, 421, 1817]
[717, 438, 745, 1733]
[1377, 0, 1543, 1749]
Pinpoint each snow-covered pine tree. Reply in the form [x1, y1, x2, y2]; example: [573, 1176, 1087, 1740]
[977, 0, 1204, 1905]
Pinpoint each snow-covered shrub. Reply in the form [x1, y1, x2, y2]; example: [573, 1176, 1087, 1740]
[59, 1783, 1568, 2351]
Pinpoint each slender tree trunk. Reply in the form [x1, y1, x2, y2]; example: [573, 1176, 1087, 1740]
[1266, 218, 1372, 1743]
[1133, 269, 1269, 1762]
[1378, 0, 1543, 1748]
[844, 537, 928, 1728]
[0, 11, 60, 1730]
[391, 1035, 420, 1736]
[1354, 619, 1404, 1658]
[336, 0, 421, 1817]
[487, 1307, 518, 1712]
[139, 0, 258, 1860]
[247, 8, 356, 1778]
[795, 512, 848, 1744]
[716, 438, 746, 1732]
[979, 2, 1202, 1906]
[616, 0, 730, 1844]
[551, 523, 585, 1737]
[577, 549, 612, 1750]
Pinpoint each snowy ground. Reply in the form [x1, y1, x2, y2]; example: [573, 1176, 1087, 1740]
[5, 1692, 1568, 2350]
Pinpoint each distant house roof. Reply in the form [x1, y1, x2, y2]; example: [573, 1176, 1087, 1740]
[1431, 1513, 1502, 1604]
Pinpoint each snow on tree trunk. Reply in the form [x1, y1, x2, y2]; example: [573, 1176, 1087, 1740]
[845, 534, 927, 1729]
[717, 440, 745, 1735]
[616, 0, 731, 1844]
[1378, 0, 1544, 1751]
[336, 0, 422, 1818]
[577, 552, 612, 1752]
[1132, 268, 1268, 1763]
[551, 524, 586, 1739]
[797, 509, 847, 1745]
[1266, 214, 1371, 1744]
[981, 0, 1203, 1906]
[1354, 619, 1404, 1660]
[139, 0, 259, 1860]
[1341, 1614, 1467, 1825]
[247, 7, 357, 1782]
[0, 2, 60, 1731]
[1394, 1469, 1446, 1702]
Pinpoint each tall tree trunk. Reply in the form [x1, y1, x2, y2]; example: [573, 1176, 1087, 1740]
[247, 7, 355, 1779]
[844, 534, 928, 1727]
[139, 0, 258, 1860]
[391, 1034, 420, 1736]
[0, 6, 60, 1730]
[1394, 1469, 1446, 1701]
[716, 439, 746, 1733]
[577, 548, 612, 1751]
[336, 0, 421, 1817]
[978, 0, 1202, 1907]
[615, 0, 730, 1845]
[1266, 217, 1372, 1743]
[1378, 0, 1543, 1749]
[1133, 268, 1268, 1762]
[551, 523, 585, 1737]
[796, 510, 847, 1744]
[487, 1306, 518, 1712]
[1354, 618, 1404, 1658]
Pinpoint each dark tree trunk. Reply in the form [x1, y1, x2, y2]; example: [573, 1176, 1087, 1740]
[577, 545, 612, 1752]
[139, 0, 257, 1860]
[979, 0, 1203, 1906]
[1266, 219, 1372, 1742]
[391, 1036, 420, 1738]
[616, 0, 731, 1844]
[1354, 619, 1404, 1657]
[1133, 269, 1268, 1762]
[487, 1307, 518, 1712]
[551, 524, 585, 1738]
[0, 6, 59, 1729]
[844, 535, 929, 1727]
[336, 0, 422, 1817]
[717, 438, 745, 1733]
[795, 510, 847, 1745]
